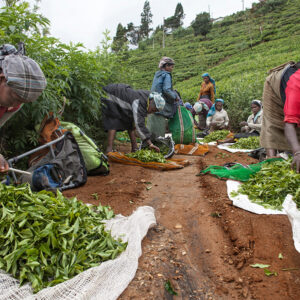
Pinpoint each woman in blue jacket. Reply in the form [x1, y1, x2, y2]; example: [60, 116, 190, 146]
[148, 57, 179, 137]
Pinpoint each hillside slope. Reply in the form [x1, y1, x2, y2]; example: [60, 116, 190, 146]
[124, 0, 300, 128]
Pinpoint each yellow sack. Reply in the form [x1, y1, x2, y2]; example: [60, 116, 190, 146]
[107, 152, 189, 171]
[174, 143, 209, 156]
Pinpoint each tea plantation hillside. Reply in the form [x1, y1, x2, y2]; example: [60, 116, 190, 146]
[124, 0, 300, 128]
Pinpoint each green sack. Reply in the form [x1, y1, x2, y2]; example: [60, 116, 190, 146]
[60, 122, 109, 175]
[168, 106, 196, 144]
[199, 158, 282, 182]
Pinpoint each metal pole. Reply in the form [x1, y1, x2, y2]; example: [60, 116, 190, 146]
[162, 18, 165, 49]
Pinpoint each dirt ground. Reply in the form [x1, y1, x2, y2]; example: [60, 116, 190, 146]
[64, 143, 300, 300]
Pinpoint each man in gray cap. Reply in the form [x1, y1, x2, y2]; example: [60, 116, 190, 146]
[0, 44, 47, 172]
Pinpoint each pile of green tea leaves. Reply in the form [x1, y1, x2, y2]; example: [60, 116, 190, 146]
[203, 130, 230, 143]
[150, 141, 170, 156]
[230, 136, 260, 149]
[234, 159, 300, 210]
[0, 184, 127, 293]
[116, 131, 140, 143]
[126, 149, 167, 163]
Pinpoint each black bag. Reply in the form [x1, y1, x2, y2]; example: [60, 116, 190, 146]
[20, 132, 87, 191]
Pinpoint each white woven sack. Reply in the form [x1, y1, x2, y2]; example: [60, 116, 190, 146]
[0, 206, 156, 300]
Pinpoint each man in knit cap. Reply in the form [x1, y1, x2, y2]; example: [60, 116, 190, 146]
[0, 44, 47, 172]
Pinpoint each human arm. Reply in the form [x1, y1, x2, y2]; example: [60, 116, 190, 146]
[0, 154, 9, 172]
[224, 111, 229, 127]
[210, 83, 215, 103]
[162, 73, 177, 102]
[206, 115, 212, 128]
[285, 122, 300, 172]
[131, 99, 160, 152]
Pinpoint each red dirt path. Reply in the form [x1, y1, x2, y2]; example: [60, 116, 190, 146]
[63, 144, 300, 300]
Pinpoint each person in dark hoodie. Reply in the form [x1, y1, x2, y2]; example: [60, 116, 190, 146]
[101, 83, 165, 153]
[147, 57, 179, 137]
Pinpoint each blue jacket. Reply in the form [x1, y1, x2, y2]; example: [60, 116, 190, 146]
[151, 70, 177, 118]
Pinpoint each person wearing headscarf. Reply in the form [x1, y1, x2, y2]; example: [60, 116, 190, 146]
[101, 83, 165, 153]
[197, 72, 216, 103]
[239, 100, 263, 136]
[206, 99, 229, 132]
[218, 100, 263, 144]
[0, 44, 46, 172]
[148, 57, 179, 137]
[260, 61, 300, 172]
[192, 100, 212, 130]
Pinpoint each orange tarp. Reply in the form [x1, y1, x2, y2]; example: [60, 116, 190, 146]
[174, 143, 209, 156]
[107, 152, 190, 171]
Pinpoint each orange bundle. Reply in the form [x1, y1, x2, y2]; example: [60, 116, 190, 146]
[174, 143, 209, 156]
[107, 152, 189, 171]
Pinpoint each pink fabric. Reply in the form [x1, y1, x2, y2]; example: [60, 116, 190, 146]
[0, 104, 21, 119]
[284, 69, 300, 126]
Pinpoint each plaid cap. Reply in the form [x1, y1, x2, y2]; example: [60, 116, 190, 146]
[2, 54, 46, 102]
[149, 92, 165, 112]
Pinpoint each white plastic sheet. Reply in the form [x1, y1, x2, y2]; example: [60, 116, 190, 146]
[226, 180, 285, 215]
[282, 196, 300, 253]
[227, 180, 300, 253]
[217, 143, 254, 153]
[0, 206, 156, 300]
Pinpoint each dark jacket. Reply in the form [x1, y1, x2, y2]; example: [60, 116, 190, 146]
[151, 70, 177, 118]
[103, 84, 152, 142]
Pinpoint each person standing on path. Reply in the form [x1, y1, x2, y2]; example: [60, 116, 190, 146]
[148, 57, 179, 137]
[260, 61, 300, 172]
[196, 72, 216, 103]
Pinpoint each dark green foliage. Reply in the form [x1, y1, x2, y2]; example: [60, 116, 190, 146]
[191, 12, 212, 37]
[140, 0, 153, 39]
[0, 3, 127, 157]
[164, 3, 185, 32]
[112, 23, 128, 52]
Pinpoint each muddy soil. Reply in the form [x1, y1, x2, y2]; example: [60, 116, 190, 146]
[64, 144, 300, 300]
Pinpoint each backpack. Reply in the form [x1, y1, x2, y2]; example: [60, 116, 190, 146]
[60, 122, 109, 176]
[21, 132, 87, 191]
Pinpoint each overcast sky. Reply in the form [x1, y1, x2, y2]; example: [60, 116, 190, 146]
[28, 0, 259, 50]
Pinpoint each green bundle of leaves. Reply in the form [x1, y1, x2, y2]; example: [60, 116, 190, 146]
[0, 184, 127, 293]
[125, 149, 167, 163]
[203, 130, 230, 143]
[235, 159, 300, 210]
[230, 136, 260, 149]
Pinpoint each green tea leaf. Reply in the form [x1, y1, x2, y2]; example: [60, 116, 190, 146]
[165, 280, 178, 295]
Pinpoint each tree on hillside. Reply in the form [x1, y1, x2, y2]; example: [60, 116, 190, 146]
[140, 0, 153, 39]
[112, 23, 128, 52]
[126, 22, 141, 46]
[164, 3, 185, 32]
[191, 12, 212, 37]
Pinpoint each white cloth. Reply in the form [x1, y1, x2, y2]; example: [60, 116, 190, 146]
[206, 109, 229, 128]
[0, 206, 156, 300]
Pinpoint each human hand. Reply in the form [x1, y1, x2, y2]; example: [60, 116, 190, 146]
[240, 121, 248, 127]
[0, 154, 9, 173]
[149, 143, 160, 152]
[292, 152, 300, 173]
